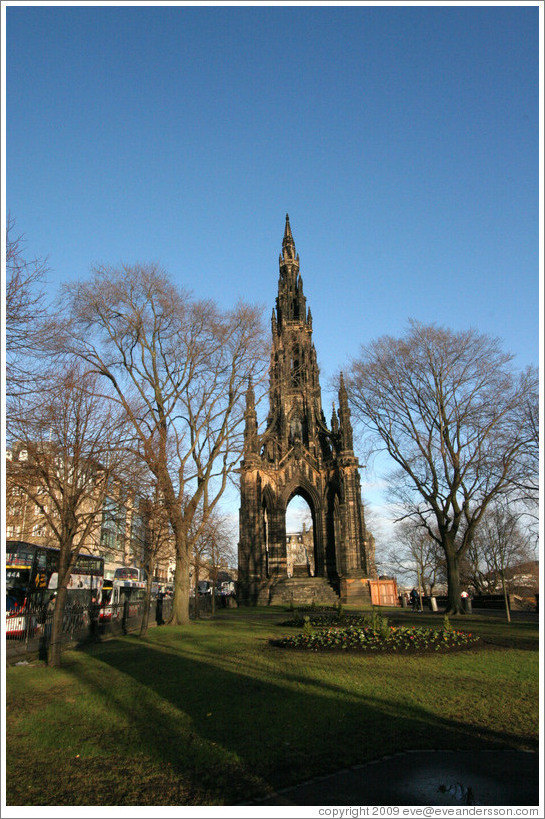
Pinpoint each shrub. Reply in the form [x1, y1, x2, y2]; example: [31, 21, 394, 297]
[370, 610, 389, 637]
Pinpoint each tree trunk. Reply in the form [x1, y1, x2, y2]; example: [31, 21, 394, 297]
[444, 547, 463, 614]
[169, 548, 191, 625]
[49, 584, 68, 667]
[194, 563, 200, 619]
[210, 561, 217, 616]
[501, 570, 511, 624]
[140, 569, 153, 636]
[193, 568, 200, 620]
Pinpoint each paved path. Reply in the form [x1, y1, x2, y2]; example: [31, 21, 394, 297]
[245, 750, 540, 807]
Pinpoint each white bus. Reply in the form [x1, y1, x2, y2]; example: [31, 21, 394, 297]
[99, 577, 146, 623]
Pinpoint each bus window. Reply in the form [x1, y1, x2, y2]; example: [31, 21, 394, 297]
[118, 585, 146, 604]
[6, 586, 26, 612]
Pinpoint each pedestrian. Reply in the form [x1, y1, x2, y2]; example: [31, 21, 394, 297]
[45, 593, 56, 639]
[155, 591, 164, 626]
[89, 596, 100, 641]
[410, 587, 419, 611]
[38, 593, 55, 663]
[73, 599, 84, 632]
[122, 597, 129, 635]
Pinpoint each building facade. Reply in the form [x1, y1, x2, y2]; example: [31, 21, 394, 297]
[6, 441, 174, 584]
[238, 216, 376, 605]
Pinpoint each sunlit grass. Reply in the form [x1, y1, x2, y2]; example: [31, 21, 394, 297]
[6, 607, 539, 806]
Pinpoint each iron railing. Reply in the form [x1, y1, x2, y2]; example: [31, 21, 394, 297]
[5, 592, 238, 661]
[5, 596, 175, 661]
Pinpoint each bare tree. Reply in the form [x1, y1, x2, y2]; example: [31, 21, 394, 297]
[388, 520, 443, 596]
[346, 321, 538, 614]
[460, 539, 492, 596]
[205, 514, 236, 616]
[62, 263, 267, 625]
[5, 217, 53, 406]
[465, 504, 535, 622]
[190, 507, 236, 617]
[7, 364, 130, 666]
[508, 386, 540, 533]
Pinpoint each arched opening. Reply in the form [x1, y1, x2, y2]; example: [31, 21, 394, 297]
[285, 492, 315, 577]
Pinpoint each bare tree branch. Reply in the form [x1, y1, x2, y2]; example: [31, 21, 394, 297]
[5, 216, 56, 406]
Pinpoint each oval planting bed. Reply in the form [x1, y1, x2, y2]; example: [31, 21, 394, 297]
[271, 614, 481, 654]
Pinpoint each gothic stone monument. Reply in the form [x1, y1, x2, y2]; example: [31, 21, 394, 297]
[238, 215, 376, 607]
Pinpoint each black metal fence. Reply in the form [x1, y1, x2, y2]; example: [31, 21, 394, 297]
[5, 593, 238, 662]
[5, 596, 175, 662]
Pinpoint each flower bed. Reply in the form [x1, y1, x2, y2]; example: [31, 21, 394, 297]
[271, 624, 481, 653]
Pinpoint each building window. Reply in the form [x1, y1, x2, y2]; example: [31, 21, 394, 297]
[129, 511, 147, 562]
[101, 496, 127, 556]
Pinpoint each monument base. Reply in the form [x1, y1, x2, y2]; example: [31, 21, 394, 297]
[339, 576, 373, 608]
[254, 576, 339, 607]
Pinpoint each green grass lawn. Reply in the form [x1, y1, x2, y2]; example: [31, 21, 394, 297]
[5, 607, 540, 806]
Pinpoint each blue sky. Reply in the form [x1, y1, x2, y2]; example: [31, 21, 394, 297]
[4, 2, 541, 542]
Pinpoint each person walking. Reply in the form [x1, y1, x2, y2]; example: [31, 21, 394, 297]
[45, 593, 56, 639]
[89, 596, 100, 641]
[410, 587, 420, 611]
[155, 591, 164, 626]
[122, 597, 129, 635]
[38, 593, 56, 663]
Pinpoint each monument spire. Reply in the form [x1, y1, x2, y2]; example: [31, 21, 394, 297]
[276, 214, 306, 327]
[282, 213, 296, 260]
[338, 372, 354, 452]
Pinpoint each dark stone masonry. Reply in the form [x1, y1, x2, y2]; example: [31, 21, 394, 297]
[238, 215, 376, 606]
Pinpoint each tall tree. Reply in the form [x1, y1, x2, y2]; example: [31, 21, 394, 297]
[63, 263, 267, 625]
[7, 364, 129, 666]
[346, 321, 538, 614]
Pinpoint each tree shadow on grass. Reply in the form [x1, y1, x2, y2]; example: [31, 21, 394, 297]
[61, 634, 538, 805]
